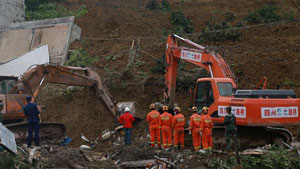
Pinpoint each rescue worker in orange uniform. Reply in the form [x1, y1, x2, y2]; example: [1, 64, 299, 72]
[172, 107, 185, 150]
[159, 105, 173, 150]
[147, 104, 161, 148]
[200, 106, 213, 151]
[189, 106, 202, 151]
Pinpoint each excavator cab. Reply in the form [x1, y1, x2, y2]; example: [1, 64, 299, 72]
[193, 78, 236, 117]
[194, 80, 214, 112]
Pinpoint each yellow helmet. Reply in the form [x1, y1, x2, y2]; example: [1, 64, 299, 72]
[174, 107, 181, 112]
[192, 106, 198, 112]
[162, 105, 168, 111]
[202, 106, 209, 113]
[150, 104, 155, 109]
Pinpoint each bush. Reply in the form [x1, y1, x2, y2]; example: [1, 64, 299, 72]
[171, 11, 194, 34]
[208, 148, 300, 169]
[200, 20, 241, 42]
[243, 5, 280, 24]
[64, 49, 98, 68]
[26, 4, 87, 20]
[25, 0, 65, 11]
[146, 0, 159, 10]
[151, 56, 166, 74]
[161, 0, 171, 11]
[0, 152, 30, 169]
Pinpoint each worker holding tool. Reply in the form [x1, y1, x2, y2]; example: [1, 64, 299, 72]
[159, 105, 173, 150]
[172, 107, 185, 150]
[23, 96, 41, 147]
[147, 103, 161, 148]
[224, 106, 237, 151]
[200, 106, 213, 152]
[118, 107, 135, 146]
[189, 106, 202, 152]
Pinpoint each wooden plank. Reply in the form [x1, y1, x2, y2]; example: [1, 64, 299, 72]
[119, 159, 156, 168]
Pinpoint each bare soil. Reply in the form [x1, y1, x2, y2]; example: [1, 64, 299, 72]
[36, 0, 300, 168]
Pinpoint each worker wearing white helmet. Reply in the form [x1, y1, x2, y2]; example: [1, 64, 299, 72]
[118, 107, 135, 146]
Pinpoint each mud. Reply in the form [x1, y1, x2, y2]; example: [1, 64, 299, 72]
[30, 0, 300, 168]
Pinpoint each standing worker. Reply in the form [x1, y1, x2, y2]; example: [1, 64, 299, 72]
[0, 102, 3, 123]
[147, 104, 161, 148]
[200, 106, 213, 152]
[23, 96, 41, 147]
[189, 106, 202, 152]
[159, 105, 173, 150]
[119, 107, 135, 146]
[224, 106, 237, 151]
[172, 107, 185, 150]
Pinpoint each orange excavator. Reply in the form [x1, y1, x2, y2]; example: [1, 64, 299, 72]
[165, 34, 300, 148]
[0, 64, 138, 143]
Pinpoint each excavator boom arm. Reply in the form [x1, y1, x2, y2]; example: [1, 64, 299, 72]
[165, 34, 237, 106]
[10, 64, 117, 117]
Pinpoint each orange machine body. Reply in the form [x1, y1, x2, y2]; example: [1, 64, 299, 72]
[192, 78, 300, 126]
[165, 34, 300, 128]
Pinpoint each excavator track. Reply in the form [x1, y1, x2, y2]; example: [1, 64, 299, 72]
[211, 125, 293, 149]
[5, 122, 66, 145]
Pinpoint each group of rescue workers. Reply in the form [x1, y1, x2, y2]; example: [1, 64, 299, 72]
[146, 104, 237, 152]
[118, 103, 237, 153]
[1, 95, 237, 152]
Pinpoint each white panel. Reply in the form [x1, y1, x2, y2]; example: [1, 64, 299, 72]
[0, 45, 49, 77]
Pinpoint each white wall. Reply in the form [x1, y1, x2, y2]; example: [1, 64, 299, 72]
[0, 45, 50, 77]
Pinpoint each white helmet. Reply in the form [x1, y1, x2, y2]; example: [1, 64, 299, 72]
[124, 107, 130, 112]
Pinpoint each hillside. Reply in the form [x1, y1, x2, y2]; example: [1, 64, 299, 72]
[38, 0, 300, 158]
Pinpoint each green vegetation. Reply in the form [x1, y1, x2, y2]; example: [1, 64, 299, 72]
[242, 4, 297, 24]
[176, 61, 209, 90]
[171, 11, 194, 34]
[64, 49, 98, 68]
[200, 12, 240, 42]
[243, 5, 280, 24]
[25, 0, 87, 21]
[151, 56, 166, 74]
[161, 0, 171, 11]
[146, 0, 171, 11]
[209, 147, 300, 169]
[25, 0, 65, 10]
[146, 0, 159, 10]
[0, 152, 30, 169]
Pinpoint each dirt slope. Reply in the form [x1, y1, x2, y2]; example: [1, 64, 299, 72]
[38, 0, 300, 148]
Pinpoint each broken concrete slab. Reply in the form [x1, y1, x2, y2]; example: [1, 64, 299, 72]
[0, 16, 81, 65]
[0, 122, 17, 154]
[0, 45, 49, 77]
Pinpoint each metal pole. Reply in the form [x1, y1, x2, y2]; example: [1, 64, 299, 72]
[208, 64, 214, 78]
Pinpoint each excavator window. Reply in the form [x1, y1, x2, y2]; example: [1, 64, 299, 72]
[217, 82, 233, 96]
[195, 81, 214, 111]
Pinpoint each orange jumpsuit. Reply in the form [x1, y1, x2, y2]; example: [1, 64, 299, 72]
[189, 113, 201, 151]
[159, 112, 173, 148]
[200, 114, 213, 150]
[147, 110, 161, 148]
[172, 113, 185, 149]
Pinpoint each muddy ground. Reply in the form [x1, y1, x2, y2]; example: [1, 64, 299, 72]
[33, 0, 300, 168]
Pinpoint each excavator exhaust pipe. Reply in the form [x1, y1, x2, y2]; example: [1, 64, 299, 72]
[117, 102, 142, 121]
